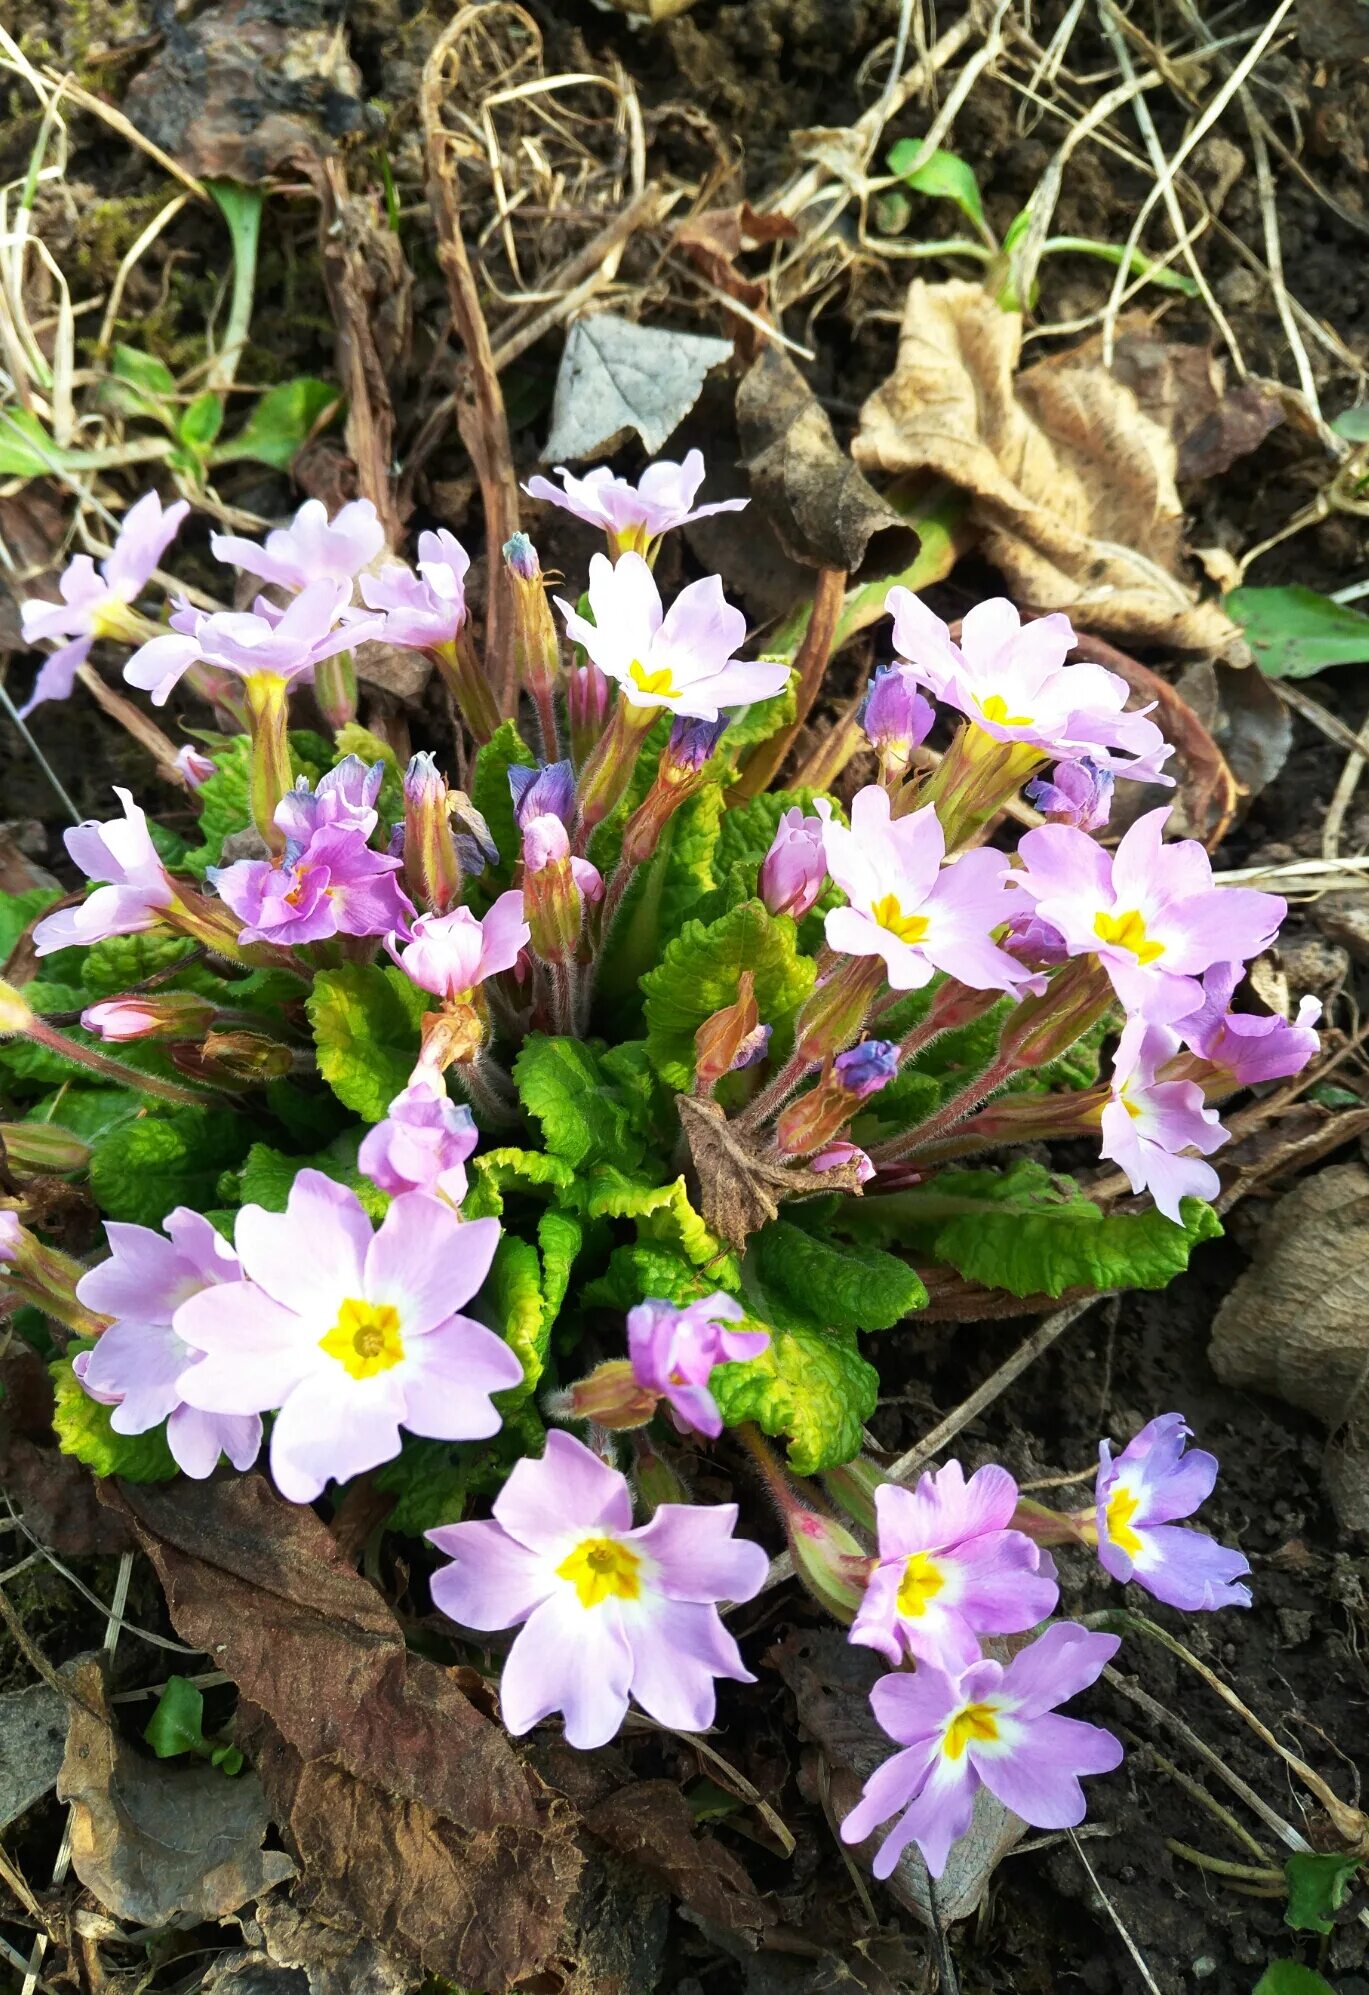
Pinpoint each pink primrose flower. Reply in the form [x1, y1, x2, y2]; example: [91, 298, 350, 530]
[1095, 1413, 1251, 1611]
[210, 498, 384, 593]
[626, 1293, 769, 1438]
[525, 450, 747, 556]
[31, 789, 174, 955]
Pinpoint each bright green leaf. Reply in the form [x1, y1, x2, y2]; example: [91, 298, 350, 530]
[1254, 1967, 1337, 1995]
[89, 1106, 251, 1225]
[582, 1242, 716, 1312]
[887, 141, 990, 240]
[513, 1035, 644, 1172]
[144, 1676, 211, 1758]
[50, 1347, 177, 1481]
[463, 1147, 575, 1219]
[78, 931, 200, 996]
[112, 345, 177, 397]
[1227, 585, 1369, 680]
[25, 1087, 143, 1147]
[581, 1165, 732, 1272]
[490, 1233, 548, 1404]
[712, 1311, 878, 1475]
[538, 1206, 583, 1321]
[307, 964, 427, 1123]
[1331, 407, 1369, 443]
[179, 391, 225, 453]
[1284, 1851, 1360, 1934]
[0, 885, 60, 962]
[215, 377, 341, 470]
[0, 408, 62, 479]
[227, 1134, 389, 1220]
[470, 720, 537, 887]
[755, 1218, 926, 1330]
[642, 899, 815, 1089]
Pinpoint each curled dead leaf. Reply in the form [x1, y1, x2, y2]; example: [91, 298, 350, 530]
[1108, 327, 1283, 485]
[1210, 1161, 1369, 1530]
[585, 1779, 771, 1936]
[853, 280, 1241, 655]
[676, 1092, 866, 1250]
[58, 1658, 294, 1928]
[101, 1475, 581, 1988]
[738, 342, 906, 572]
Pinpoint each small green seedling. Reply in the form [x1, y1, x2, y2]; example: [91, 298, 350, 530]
[143, 1675, 244, 1776]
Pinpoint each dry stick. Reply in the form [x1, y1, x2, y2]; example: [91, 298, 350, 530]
[1068, 1830, 1166, 1993]
[1149, 1747, 1276, 1864]
[76, 665, 183, 777]
[733, 566, 847, 802]
[1322, 698, 1369, 863]
[422, 11, 524, 719]
[1244, 107, 1335, 449]
[1273, 680, 1369, 762]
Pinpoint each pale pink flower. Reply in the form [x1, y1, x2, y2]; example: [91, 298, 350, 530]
[124, 579, 380, 705]
[31, 789, 174, 955]
[1094, 1413, 1252, 1611]
[626, 1293, 769, 1438]
[1099, 1018, 1227, 1223]
[357, 1075, 478, 1204]
[360, 530, 472, 651]
[525, 450, 746, 556]
[211, 498, 384, 593]
[387, 890, 530, 1000]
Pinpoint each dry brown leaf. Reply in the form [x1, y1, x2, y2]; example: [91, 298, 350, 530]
[853, 280, 1241, 655]
[738, 343, 905, 572]
[58, 1658, 294, 1927]
[0, 1351, 133, 1555]
[102, 1475, 581, 1988]
[676, 204, 797, 357]
[1209, 1161, 1369, 1529]
[585, 1780, 771, 1937]
[1108, 328, 1283, 485]
[676, 1093, 866, 1250]
[1, 1677, 74, 1831]
[773, 1631, 1023, 1927]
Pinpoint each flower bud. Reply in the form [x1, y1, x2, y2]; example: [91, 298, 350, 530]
[174, 744, 215, 789]
[314, 646, 358, 731]
[777, 1039, 899, 1155]
[1000, 909, 1070, 973]
[619, 718, 730, 871]
[633, 1438, 692, 1513]
[793, 954, 884, 1062]
[0, 1121, 93, 1173]
[0, 1210, 107, 1338]
[832, 1038, 900, 1101]
[567, 661, 611, 770]
[823, 1457, 886, 1535]
[786, 1506, 870, 1624]
[80, 992, 217, 1043]
[510, 760, 574, 832]
[1025, 756, 1113, 832]
[695, 970, 764, 1088]
[174, 1029, 294, 1086]
[811, 1140, 874, 1183]
[503, 534, 561, 701]
[403, 752, 464, 914]
[759, 807, 826, 920]
[559, 1358, 658, 1430]
[999, 956, 1115, 1069]
[662, 715, 728, 784]
[861, 665, 934, 778]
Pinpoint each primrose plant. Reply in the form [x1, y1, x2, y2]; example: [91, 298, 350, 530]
[0, 453, 1315, 1881]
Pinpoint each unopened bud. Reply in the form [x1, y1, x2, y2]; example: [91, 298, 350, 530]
[633, 1438, 692, 1513]
[174, 1029, 294, 1086]
[823, 1457, 887, 1535]
[1025, 756, 1113, 832]
[832, 1039, 900, 1100]
[0, 1121, 93, 1173]
[80, 992, 217, 1043]
[510, 761, 574, 832]
[561, 1359, 658, 1430]
[567, 662, 612, 770]
[403, 752, 464, 914]
[695, 971, 763, 1088]
[522, 815, 602, 966]
[794, 955, 884, 1062]
[504, 534, 561, 700]
[1000, 956, 1115, 1069]
[662, 715, 728, 783]
[861, 665, 934, 778]
[314, 647, 358, 731]
[759, 807, 827, 920]
[811, 1140, 875, 1183]
[787, 1507, 870, 1624]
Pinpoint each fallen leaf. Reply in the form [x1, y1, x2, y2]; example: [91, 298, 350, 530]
[853, 279, 1241, 655]
[1108, 328, 1283, 484]
[124, 0, 371, 181]
[773, 1630, 1024, 1926]
[1, 1677, 72, 1830]
[1075, 632, 1236, 845]
[58, 1657, 295, 1927]
[676, 204, 797, 357]
[0, 1350, 135, 1556]
[676, 1092, 865, 1250]
[738, 342, 905, 571]
[205, 1896, 413, 1995]
[585, 1780, 771, 1936]
[543, 314, 734, 461]
[102, 1475, 581, 1988]
[1172, 658, 1291, 807]
[1210, 1161, 1369, 1529]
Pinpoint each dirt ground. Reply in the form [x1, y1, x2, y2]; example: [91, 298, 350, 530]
[3, 1, 1369, 1991]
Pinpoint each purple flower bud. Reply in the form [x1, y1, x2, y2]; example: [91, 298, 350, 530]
[1001, 908, 1071, 971]
[1025, 757, 1114, 832]
[732, 1021, 772, 1071]
[664, 714, 729, 777]
[759, 806, 827, 919]
[510, 760, 575, 831]
[502, 531, 541, 582]
[567, 662, 612, 768]
[861, 665, 935, 773]
[833, 1038, 900, 1099]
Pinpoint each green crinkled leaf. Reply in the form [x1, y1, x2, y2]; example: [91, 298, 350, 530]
[0, 885, 60, 963]
[374, 1431, 519, 1536]
[718, 677, 797, 758]
[25, 1087, 143, 1146]
[538, 1206, 583, 1320]
[858, 1159, 1222, 1298]
[642, 899, 815, 1089]
[226, 1134, 388, 1220]
[582, 1243, 718, 1312]
[600, 1039, 668, 1142]
[307, 964, 427, 1122]
[463, 1146, 576, 1219]
[657, 786, 725, 937]
[89, 1106, 252, 1226]
[470, 720, 537, 887]
[581, 1164, 733, 1274]
[755, 1218, 927, 1331]
[50, 1347, 178, 1481]
[78, 931, 200, 996]
[512, 1035, 644, 1172]
[1284, 1851, 1360, 1935]
[490, 1233, 548, 1405]
[712, 1312, 878, 1475]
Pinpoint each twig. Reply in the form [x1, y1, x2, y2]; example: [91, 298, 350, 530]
[422, 9, 525, 716]
[734, 566, 847, 801]
[0, 679, 80, 823]
[1273, 681, 1369, 761]
[1068, 1829, 1164, 1993]
[1322, 699, 1369, 862]
[1149, 1747, 1275, 1863]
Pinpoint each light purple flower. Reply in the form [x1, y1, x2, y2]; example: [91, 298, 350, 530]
[811, 1141, 875, 1183]
[557, 553, 789, 721]
[357, 1075, 478, 1205]
[510, 760, 575, 831]
[1098, 1017, 1228, 1223]
[80, 991, 214, 1042]
[73, 1209, 261, 1479]
[211, 824, 413, 948]
[173, 744, 216, 789]
[20, 492, 190, 715]
[1012, 808, 1286, 1023]
[427, 1428, 768, 1747]
[1094, 1413, 1252, 1611]
[273, 757, 384, 846]
[822, 785, 1032, 994]
[211, 498, 384, 593]
[0, 1210, 22, 1265]
[663, 714, 730, 774]
[1177, 962, 1321, 1087]
[520, 811, 604, 904]
[124, 578, 379, 706]
[840, 1622, 1123, 1879]
[850, 1463, 1058, 1673]
[861, 665, 935, 776]
[359, 530, 471, 650]
[1001, 909, 1070, 972]
[833, 1040, 900, 1101]
[626, 1293, 769, 1438]
[525, 451, 747, 557]
[175, 1171, 521, 1503]
[887, 591, 1173, 783]
[1025, 758, 1114, 832]
[759, 806, 828, 920]
[31, 788, 174, 955]
[387, 891, 530, 1000]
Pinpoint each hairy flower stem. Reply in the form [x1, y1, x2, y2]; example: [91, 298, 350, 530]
[573, 700, 655, 849]
[870, 1052, 1020, 1166]
[735, 1048, 817, 1133]
[533, 684, 561, 764]
[244, 670, 292, 851]
[19, 1014, 219, 1107]
[549, 959, 576, 1036]
[455, 1051, 521, 1128]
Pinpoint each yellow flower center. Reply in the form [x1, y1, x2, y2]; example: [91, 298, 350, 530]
[978, 692, 1034, 728]
[629, 658, 679, 700]
[896, 1551, 945, 1618]
[556, 1535, 642, 1608]
[89, 597, 143, 644]
[871, 893, 931, 946]
[318, 1297, 405, 1379]
[1093, 907, 1165, 966]
[943, 1700, 1001, 1759]
[1105, 1484, 1144, 1558]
